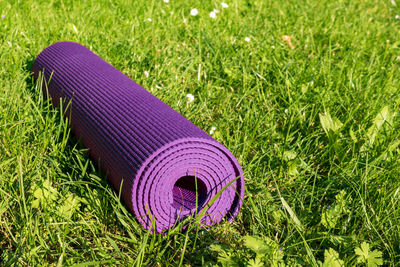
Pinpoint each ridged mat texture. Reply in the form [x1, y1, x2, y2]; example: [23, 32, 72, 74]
[32, 41, 245, 233]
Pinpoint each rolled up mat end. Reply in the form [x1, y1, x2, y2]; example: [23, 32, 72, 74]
[130, 137, 244, 232]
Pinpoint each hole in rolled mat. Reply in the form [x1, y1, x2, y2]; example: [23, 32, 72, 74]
[171, 176, 207, 211]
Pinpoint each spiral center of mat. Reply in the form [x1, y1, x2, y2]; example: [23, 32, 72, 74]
[171, 176, 207, 211]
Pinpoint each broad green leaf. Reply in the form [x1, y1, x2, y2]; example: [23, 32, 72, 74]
[321, 190, 350, 229]
[319, 112, 343, 136]
[355, 242, 383, 266]
[58, 194, 81, 219]
[31, 180, 58, 209]
[364, 106, 393, 148]
[243, 235, 283, 265]
[247, 257, 264, 267]
[243, 235, 270, 255]
[319, 248, 344, 267]
[373, 106, 390, 130]
[321, 210, 337, 229]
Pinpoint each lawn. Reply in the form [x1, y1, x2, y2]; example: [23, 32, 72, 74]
[1, 0, 400, 265]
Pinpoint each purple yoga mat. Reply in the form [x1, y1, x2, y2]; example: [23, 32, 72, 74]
[32, 42, 244, 233]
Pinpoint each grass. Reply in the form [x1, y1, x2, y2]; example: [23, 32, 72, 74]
[1, 0, 400, 265]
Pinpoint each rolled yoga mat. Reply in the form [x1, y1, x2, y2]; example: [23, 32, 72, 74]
[32, 41, 245, 233]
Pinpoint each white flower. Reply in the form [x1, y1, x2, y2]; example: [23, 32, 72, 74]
[186, 93, 195, 103]
[396, 15, 400, 19]
[391, 0, 397, 6]
[213, 9, 220, 13]
[147, 18, 152, 22]
[209, 11, 217, 19]
[221, 2, 229, 8]
[164, 0, 169, 3]
[209, 126, 217, 135]
[190, 8, 199, 16]
[396, 56, 400, 61]
[244, 37, 251, 42]
[144, 71, 149, 77]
